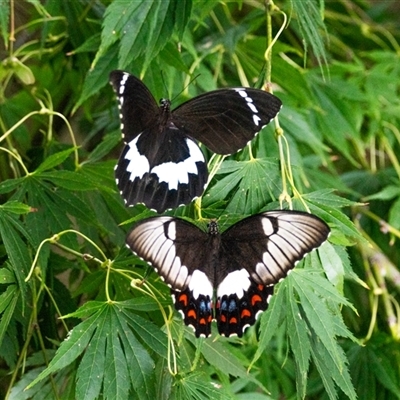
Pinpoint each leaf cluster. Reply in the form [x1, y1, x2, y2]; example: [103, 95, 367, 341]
[0, 1, 400, 400]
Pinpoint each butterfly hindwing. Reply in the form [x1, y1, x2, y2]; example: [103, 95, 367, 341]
[115, 131, 207, 213]
[216, 283, 274, 337]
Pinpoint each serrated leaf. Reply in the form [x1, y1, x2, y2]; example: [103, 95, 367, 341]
[33, 148, 77, 174]
[196, 338, 247, 378]
[311, 331, 357, 400]
[0, 200, 32, 215]
[26, 311, 101, 389]
[76, 311, 107, 400]
[0, 266, 15, 284]
[318, 242, 344, 292]
[86, 131, 121, 163]
[0, 285, 18, 346]
[205, 158, 280, 215]
[39, 170, 111, 192]
[364, 184, 400, 201]
[0, 216, 30, 299]
[76, 44, 118, 110]
[292, 272, 357, 399]
[121, 306, 168, 358]
[174, 0, 192, 40]
[252, 282, 286, 366]
[103, 309, 131, 400]
[116, 310, 156, 399]
[0, 177, 25, 195]
[287, 278, 310, 399]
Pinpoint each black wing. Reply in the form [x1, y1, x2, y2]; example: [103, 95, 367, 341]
[115, 131, 207, 213]
[126, 217, 215, 337]
[109, 70, 159, 141]
[110, 71, 208, 212]
[172, 88, 282, 154]
[215, 210, 330, 336]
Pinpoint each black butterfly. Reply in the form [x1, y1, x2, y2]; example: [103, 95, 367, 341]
[110, 71, 282, 213]
[126, 210, 330, 337]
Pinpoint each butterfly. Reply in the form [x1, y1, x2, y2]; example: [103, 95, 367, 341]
[109, 71, 282, 213]
[126, 210, 330, 337]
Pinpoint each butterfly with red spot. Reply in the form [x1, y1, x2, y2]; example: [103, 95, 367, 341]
[126, 210, 330, 337]
[110, 71, 282, 213]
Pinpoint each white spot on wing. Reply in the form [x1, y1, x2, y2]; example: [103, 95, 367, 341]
[261, 218, 275, 236]
[233, 88, 261, 126]
[124, 135, 150, 180]
[217, 269, 251, 299]
[151, 138, 205, 190]
[188, 270, 213, 300]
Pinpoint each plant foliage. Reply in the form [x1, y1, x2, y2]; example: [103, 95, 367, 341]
[0, 1, 400, 399]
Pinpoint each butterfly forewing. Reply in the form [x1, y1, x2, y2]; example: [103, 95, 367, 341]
[109, 70, 159, 141]
[173, 88, 282, 154]
[219, 211, 330, 286]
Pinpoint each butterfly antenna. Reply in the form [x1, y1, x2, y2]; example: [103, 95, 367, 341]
[170, 74, 201, 103]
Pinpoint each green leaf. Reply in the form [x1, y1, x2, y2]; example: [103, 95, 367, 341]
[205, 158, 280, 215]
[348, 343, 400, 400]
[174, 0, 192, 40]
[76, 44, 118, 109]
[121, 305, 168, 358]
[287, 278, 310, 399]
[0, 285, 18, 346]
[292, 272, 357, 399]
[76, 310, 107, 400]
[196, 338, 248, 378]
[253, 282, 286, 365]
[389, 196, 400, 230]
[0, 266, 15, 284]
[0, 200, 32, 215]
[364, 184, 400, 201]
[0, 3, 9, 48]
[39, 169, 112, 192]
[318, 242, 344, 292]
[103, 309, 131, 400]
[33, 147, 77, 174]
[0, 177, 25, 195]
[115, 309, 156, 399]
[0, 215, 30, 298]
[27, 309, 101, 388]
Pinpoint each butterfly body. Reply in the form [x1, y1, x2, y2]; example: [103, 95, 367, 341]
[126, 211, 330, 337]
[110, 71, 282, 212]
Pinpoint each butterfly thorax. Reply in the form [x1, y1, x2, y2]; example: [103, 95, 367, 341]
[158, 99, 172, 129]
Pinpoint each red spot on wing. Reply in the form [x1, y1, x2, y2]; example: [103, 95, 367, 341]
[241, 308, 251, 318]
[251, 294, 262, 306]
[178, 294, 188, 307]
[188, 309, 196, 319]
[229, 317, 238, 324]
